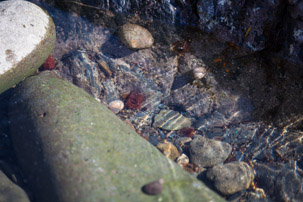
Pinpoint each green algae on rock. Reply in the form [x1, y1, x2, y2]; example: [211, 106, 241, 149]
[9, 71, 224, 202]
[0, 1, 56, 94]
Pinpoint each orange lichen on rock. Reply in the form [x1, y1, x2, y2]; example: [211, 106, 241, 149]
[213, 58, 223, 63]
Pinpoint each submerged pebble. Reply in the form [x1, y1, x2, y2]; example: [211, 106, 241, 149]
[206, 161, 254, 195]
[157, 141, 179, 160]
[108, 100, 124, 114]
[153, 109, 192, 130]
[119, 23, 154, 49]
[189, 135, 232, 168]
[142, 178, 164, 195]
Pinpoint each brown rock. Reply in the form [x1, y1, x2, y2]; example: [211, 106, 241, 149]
[157, 141, 179, 160]
[142, 178, 164, 195]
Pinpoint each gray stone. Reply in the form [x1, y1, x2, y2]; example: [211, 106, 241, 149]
[0, 170, 30, 202]
[206, 161, 254, 195]
[9, 71, 224, 202]
[0, 0, 56, 94]
[119, 23, 154, 49]
[190, 135, 232, 168]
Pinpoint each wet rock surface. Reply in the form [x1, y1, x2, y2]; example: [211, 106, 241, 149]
[190, 135, 232, 168]
[206, 161, 254, 195]
[254, 162, 303, 202]
[56, 0, 303, 65]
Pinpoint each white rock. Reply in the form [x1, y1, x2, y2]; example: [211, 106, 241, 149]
[0, 0, 56, 94]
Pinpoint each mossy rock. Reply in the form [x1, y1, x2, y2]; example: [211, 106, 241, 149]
[9, 71, 224, 202]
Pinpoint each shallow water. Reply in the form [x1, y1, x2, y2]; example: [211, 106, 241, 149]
[1, 0, 303, 201]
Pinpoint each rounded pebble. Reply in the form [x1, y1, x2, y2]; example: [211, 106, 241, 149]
[206, 161, 254, 195]
[189, 135, 232, 168]
[153, 109, 192, 131]
[193, 67, 207, 79]
[119, 23, 154, 49]
[142, 178, 164, 195]
[108, 100, 124, 114]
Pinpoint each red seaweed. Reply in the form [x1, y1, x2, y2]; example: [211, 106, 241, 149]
[126, 91, 145, 110]
[180, 127, 195, 138]
[42, 55, 56, 70]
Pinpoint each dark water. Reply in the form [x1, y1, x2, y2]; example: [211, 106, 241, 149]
[1, 0, 303, 201]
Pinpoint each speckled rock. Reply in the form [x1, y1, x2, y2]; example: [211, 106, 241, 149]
[0, 170, 30, 202]
[189, 135, 232, 168]
[118, 23, 154, 49]
[206, 161, 254, 195]
[9, 71, 224, 202]
[0, 0, 56, 94]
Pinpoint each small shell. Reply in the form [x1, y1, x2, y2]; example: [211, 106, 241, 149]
[108, 100, 124, 114]
[193, 67, 207, 79]
[142, 178, 164, 195]
[176, 153, 189, 167]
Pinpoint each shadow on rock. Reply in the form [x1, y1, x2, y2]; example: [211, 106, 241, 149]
[101, 35, 135, 59]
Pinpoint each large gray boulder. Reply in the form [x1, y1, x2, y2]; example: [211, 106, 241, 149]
[0, 0, 56, 94]
[9, 71, 224, 202]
